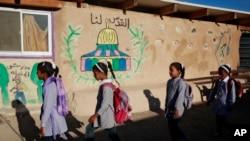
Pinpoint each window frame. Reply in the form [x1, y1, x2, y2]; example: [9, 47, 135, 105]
[239, 32, 250, 70]
[0, 7, 53, 58]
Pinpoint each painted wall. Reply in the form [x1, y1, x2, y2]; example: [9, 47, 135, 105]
[0, 2, 242, 116]
[0, 59, 46, 108]
[52, 3, 241, 116]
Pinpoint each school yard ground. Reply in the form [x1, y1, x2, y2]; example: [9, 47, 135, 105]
[0, 93, 250, 141]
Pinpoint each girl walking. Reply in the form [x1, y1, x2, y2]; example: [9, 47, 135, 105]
[85, 61, 121, 141]
[165, 62, 187, 141]
[37, 61, 68, 141]
[207, 64, 236, 137]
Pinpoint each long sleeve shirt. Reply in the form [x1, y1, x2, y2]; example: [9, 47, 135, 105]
[208, 76, 236, 115]
[41, 78, 68, 136]
[94, 79, 116, 128]
[165, 77, 186, 119]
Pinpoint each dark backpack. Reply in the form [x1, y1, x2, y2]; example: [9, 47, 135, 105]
[228, 78, 243, 101]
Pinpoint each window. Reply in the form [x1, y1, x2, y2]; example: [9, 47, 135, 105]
[0, 7, 52, 57]
[239, 32, 250, 70]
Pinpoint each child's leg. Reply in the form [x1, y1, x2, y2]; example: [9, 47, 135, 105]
[42, 135, 63, 141]
[85, 123, 95, 141]
[168, 117, 186, 141]
[215, 114, 228, 134]
[105, 126, 121, 141]
[41, 136, 53, 141]
[216, 114, 229, 134]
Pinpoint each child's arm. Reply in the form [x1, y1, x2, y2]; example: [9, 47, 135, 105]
[174, 81, 186, 112]
[207, 81, 218, 105]
[41, 84, 56, 129]
[165, 81, 170, 112]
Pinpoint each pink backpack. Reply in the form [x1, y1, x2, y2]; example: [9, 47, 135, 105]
[103, 83, 132, 124]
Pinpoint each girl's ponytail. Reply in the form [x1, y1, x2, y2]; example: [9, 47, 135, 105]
[107, 61, 120, 87]
[180, 64, 185, 79]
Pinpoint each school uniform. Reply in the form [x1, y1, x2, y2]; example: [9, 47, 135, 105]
[165, 77, 187, 141]
[94, 79, 116, 128]
[209, 76, 236, 115]
[208, 76, 236, 135]
[41, 78, 68, 140]
[85, 79, 120, 141]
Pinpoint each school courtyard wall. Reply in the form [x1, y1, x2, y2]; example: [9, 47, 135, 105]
[0, 2, 241, 116]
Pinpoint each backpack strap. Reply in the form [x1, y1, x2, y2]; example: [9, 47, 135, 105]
[102, 83, 115, 90]
[227, 78, 233, 94]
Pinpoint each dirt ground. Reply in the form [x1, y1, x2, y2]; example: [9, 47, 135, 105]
[1, 93, 250, 141]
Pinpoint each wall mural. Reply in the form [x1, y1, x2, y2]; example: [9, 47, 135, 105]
[62, 25, 96, 84]
[30, 63, 43, 103]
[10, 74, 27, 104]
[0, 63, 42, 106]
[81, 19, 131, 72]
[0, 64, 10, 106]
[62, 19, 149, 84]
[214, 29, 231, 65]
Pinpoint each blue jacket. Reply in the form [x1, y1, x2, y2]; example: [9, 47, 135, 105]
[208, 76, 236, 115]
[165, 77, 186, 119]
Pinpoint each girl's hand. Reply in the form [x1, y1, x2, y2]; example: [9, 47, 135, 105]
[172, 110, 179, 117]
[40, 127, 45, 137]
[88, 114, 99, 123]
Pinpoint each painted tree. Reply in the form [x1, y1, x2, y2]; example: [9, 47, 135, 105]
[30, 63, 43, 103]
[0, 64, 10, 106]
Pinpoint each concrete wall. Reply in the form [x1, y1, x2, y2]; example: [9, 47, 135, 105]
[0, 2, 242, 116]
[53, 3, 241, 116]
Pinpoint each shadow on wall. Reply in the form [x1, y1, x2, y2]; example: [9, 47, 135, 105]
[65, 111, 85, 140]
[11, 100, 40, 141]
[196, 85, 212, 102]
[143, 89, 164, 115]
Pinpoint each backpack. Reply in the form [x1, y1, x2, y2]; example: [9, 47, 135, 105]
[55, 76, 69, 116]
[183, 83, 194, 110]
[227, 78, 243, 101]
[44, 77, 69, 116]
[102, 83, 132, 124]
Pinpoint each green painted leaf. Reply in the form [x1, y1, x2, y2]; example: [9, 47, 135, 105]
[68, 25, 75, 32]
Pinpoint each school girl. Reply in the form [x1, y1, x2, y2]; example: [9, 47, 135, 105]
[85, 61, 121, 141]
[37, 61, 68, 141]
[207, 64, 236, 137]
[165, 62, 187, 141]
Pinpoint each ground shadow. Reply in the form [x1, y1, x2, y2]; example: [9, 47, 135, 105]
[143, 89, 164, 115]
[65, 111, 85, 140]
[90, 93, 250, 141]
[11, 100, 40, 141]
[15, 91, 250, 141]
